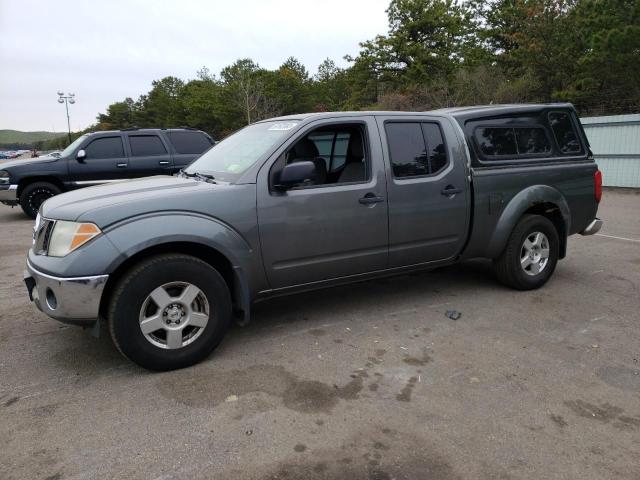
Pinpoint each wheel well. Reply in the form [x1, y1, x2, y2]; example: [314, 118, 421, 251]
[17, 176, 64, 197]
[98, 242, 236, 319]
[523, 203, 567, 258]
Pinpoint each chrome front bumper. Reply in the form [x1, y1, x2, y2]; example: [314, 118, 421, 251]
[580, 218, 603, 236]
[24, 260, 108, 326]
[0, 184, 18, 205]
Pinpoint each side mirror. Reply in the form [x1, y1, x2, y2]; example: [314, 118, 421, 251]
[76, 149, 86, 162]
[274, 161, 317, 190]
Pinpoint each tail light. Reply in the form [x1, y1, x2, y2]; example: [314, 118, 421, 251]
[594, 169, 602, 203]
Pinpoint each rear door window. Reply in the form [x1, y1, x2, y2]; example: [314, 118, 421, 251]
[386, 123, 428, 177]
[85, 136, 124, 159]
[548, 112, 582, 154]
[168, 131, 213, 154]
[386, 122, 448, 178]
[129, 135, 167, 156]
[421, 123, 448, 174]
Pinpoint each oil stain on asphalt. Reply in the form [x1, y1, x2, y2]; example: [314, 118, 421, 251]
[229, 427, 461, 480]
[156, 364, 365, 413]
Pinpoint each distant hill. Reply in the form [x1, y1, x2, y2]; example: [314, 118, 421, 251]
[0, 130, 66, 148]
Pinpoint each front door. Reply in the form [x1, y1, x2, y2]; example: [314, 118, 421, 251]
[376, 116, 470, 267]
[68, 135, 130, 184]
[257, 118, 389, 289]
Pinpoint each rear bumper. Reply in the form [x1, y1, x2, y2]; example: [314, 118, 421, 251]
[580, 218, 603, 236]
[24, 260, 108, 326]
[0, 184, 18, 205]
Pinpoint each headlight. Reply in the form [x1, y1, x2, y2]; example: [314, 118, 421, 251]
[0, 170, 9, 184]
[48, 221, 102, 257]
[32, 213, 41, 245]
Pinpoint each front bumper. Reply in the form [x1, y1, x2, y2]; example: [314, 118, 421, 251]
[0, 184, 18, 205]
[580, 218, 603, 236]
[24, 260, 108, 326]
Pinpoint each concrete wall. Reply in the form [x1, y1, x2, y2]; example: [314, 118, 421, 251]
[581, 114, 640, 188]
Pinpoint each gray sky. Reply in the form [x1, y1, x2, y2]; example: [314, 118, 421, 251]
[0, 0, 389, 132]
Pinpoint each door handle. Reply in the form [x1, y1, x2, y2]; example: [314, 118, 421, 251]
[159, 161, 170, 165]
[441, 185, 462, 196]
[359, 193, 384, 205]
[116, 163, 127, 168]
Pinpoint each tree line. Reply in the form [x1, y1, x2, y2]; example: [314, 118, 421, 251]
[46, 0, 639, 147]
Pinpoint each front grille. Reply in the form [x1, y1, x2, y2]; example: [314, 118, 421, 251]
[34, 219, 55, 255]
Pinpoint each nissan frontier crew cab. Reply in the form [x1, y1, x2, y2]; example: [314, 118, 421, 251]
[24, 104, 603, 370]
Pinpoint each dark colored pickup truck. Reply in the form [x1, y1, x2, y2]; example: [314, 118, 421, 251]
[24, 104, 602, 370]
[0, 128, 214, 217]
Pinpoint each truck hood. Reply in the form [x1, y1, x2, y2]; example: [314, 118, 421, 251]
[0, 156, 58, 170]
[41, 175, 229, 226]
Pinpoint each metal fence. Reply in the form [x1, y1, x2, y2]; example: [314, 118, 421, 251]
[581, 114, 640, 188]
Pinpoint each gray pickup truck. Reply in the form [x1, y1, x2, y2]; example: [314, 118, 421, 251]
[24, 104, 603, 370]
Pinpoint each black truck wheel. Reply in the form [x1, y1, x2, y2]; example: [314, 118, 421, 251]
[493, 214, 560, 290]
[19, 182, 61, 218]
[108, 254, 232, 371]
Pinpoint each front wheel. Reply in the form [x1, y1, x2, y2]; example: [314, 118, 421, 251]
[493, 214, 560, 290]
[19, 181, 61, 218]
[108, 254, 232, 370]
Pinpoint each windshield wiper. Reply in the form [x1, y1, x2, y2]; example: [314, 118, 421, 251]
[180, 170, 216, 183]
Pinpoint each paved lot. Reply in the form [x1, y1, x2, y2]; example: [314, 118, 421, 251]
[1, 190, 639, 480]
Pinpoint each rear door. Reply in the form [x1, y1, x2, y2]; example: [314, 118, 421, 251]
[125, 133, 173, 177]
[68, 135, 130, 183]
[167, 130, 214, 173]
[376, 116, 470, 267]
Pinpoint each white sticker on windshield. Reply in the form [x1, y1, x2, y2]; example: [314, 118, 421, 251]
[268, 122, 298, 131]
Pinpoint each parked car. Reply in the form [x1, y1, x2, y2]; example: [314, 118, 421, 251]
[38, 150, 62, 159]
[0, 151, 19, 159]
[0, 128, 214, 217]
[24, 104, 602, 370]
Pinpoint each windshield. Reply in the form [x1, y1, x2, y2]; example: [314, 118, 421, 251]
[61, 135, 88, 157]
[185, 120, 299, 181]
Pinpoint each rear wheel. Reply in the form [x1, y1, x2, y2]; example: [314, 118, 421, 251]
[19, 181, 61, 218]
[493, 214, 560, 290]
[108, 254, 232, 370]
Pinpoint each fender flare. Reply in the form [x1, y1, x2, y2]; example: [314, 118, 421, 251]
[101, 211, 255, 323]
[487, 185, 571, 258]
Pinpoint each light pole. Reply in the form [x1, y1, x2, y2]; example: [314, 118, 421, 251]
[57, 91, 76, 144]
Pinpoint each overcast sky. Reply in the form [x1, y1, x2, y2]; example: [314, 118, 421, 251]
[0, 0, 389, 132]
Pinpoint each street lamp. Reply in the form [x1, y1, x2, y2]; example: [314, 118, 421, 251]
[57, 91, 76, 144]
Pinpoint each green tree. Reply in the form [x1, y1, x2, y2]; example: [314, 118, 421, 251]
[355, 0, 487, 88]
[181, 78, 225, 138]
[136, 76, 187, 127]
[475, 0, 580, 101]
[312, 58, 352, 111]
[221, 59, 266, 125]
[97, 97, 136, 129]
[266, 57, 312, 114]
[563, 0, 640, 114]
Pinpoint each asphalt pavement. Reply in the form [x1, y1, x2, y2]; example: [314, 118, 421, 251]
[1, 189, 639, 480]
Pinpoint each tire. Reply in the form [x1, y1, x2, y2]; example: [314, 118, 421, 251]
[19, 181, 61, 218]
[493, 214, 560, 290]
[108, 254, 232, 371]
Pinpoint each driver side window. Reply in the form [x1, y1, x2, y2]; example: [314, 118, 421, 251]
[85, 136, 125, 159]
[274, 124, 368, 188]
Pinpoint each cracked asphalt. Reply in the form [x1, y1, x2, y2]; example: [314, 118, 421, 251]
[1, 190, 639, 479]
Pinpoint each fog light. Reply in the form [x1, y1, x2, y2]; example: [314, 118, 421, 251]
[45, 288, 57, 310]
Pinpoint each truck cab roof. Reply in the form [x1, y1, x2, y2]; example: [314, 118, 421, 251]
[262, 103, 577, 124]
